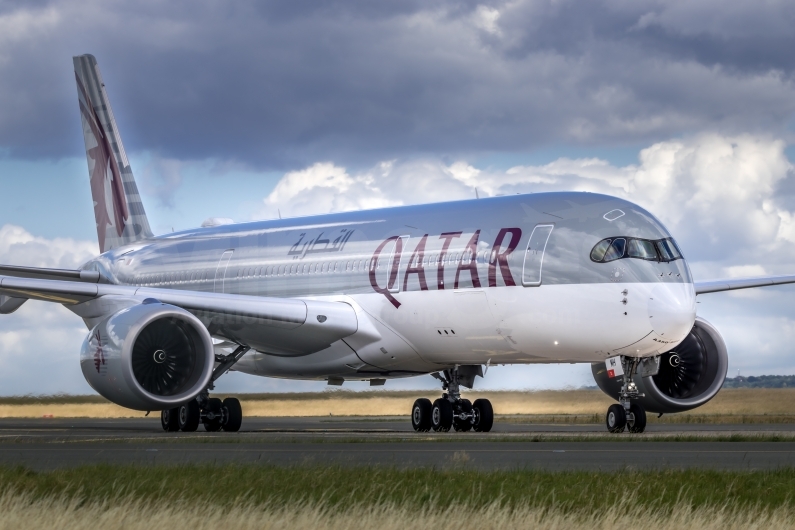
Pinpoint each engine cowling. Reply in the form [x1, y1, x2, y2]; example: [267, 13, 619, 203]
[591, 317, 728, 414]
[80, 301, 214, 410]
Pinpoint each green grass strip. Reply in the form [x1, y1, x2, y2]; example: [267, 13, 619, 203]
[1, 465, 795, 511]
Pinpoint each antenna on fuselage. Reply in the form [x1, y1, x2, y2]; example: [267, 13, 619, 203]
[278, 209, 282, 219]
[475, 188, 480, 199]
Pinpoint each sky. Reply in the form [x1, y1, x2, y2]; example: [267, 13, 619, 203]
[0, 0, 794, 395]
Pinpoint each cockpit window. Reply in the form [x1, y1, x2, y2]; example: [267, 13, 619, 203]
[603, 238, 626, 262]
[656, 239, 682, 261]
[589, 239, 611, 262]
[590, 237, 683, 263]
[627, 238, 657, 260]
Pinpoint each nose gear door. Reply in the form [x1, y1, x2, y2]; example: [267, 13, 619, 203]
[522, 224, 553, 287]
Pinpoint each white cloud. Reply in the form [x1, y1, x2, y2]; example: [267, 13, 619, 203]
[258, 133, 795, 379]
[3, 134, 795, 396]
[0, 224, 97, 268]
[141, 156, 184, 208]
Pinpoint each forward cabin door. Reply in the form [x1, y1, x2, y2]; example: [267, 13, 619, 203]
[214, 249, 234, 293]
[387, 235, 410, 293]
[522, 225, 553, 287]
[373, 235, 410, 294]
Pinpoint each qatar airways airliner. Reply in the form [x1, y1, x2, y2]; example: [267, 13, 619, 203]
[1, 55, 792, 434]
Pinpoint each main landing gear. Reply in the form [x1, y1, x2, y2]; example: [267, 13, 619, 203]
[605, 357, 647, 434]
[411, 367, 493, 433]
[161, 394, 243, 432]
[161, 343, 249, 433]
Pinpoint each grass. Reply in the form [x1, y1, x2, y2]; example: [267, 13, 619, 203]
[0, 465, 795, 511]
[1, 494, 793, 530]
[3, 465, 795, 528]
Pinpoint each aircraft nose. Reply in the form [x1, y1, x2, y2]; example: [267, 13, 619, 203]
[647, 283, 696, 343]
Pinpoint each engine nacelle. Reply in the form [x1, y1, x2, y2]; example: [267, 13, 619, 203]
[591, 317, 728, 414]
[80, 301, 214, 410]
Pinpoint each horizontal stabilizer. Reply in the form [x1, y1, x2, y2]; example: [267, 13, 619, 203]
[0, 264, 100, 283]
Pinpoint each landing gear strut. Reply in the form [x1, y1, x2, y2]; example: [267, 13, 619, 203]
[605, 356, 647, 434]
[160, 343, 248, 433]
[411, 366, 493, 433]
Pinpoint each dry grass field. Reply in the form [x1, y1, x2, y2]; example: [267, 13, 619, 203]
[4, 465, 795, 530]
[0, 494, 792, 530]
[1, 388, 794, 421]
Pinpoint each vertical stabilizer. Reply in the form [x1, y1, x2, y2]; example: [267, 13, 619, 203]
[73, 54, 153, 253]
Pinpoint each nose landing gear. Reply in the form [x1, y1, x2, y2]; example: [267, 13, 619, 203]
[411, 366, 493, 433]
[605, 356, 648, 434]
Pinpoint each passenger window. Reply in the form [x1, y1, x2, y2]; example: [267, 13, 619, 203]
[603, 238, 626, 262]
[627, 239, 657, 260]
[590, 239, 611, 261]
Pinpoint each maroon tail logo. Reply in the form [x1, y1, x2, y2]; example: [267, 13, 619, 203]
[93, 329, 105, 373]
[76, 74, 129, 252]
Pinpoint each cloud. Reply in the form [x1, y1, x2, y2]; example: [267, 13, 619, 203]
[3, 134, 795, 395]
[140, 156, 184, 208]
[0, 224, 97, 268]
[0, 0, 793, 167]
[262, 134, 795, 277]
[258, 134, 795, 377]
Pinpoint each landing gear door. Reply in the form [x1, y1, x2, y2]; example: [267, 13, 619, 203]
[522, 225, 553, 287]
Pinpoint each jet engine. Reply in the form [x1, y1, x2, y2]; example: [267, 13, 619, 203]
[80, 300, 214, 410]
[591, 317, 728, 414]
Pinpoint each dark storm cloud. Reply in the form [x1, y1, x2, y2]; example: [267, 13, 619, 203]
[0, 0, 793, 168]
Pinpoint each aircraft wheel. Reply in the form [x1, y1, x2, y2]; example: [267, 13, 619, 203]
[411, 398, 433, 432]
[472, 398, 494, 432]
[453, 399, 473, 432]
[161, 408, 179, 432]
[203, 398, 224, 432]
[178, 400, 200, 432]
[222, 397, 243, 432]
[431, 398, 453, 432]
[606, 404, 627, 433]
[627, 402, 647, 434]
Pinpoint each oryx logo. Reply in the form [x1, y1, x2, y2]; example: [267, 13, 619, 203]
[76, 73, 129, 253]
[93, 329, 106, 374]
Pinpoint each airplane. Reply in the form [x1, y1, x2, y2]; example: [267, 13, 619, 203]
[1, 54, 794, 434]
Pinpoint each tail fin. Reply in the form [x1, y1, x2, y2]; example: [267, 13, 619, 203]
[73, 54, 153, 253]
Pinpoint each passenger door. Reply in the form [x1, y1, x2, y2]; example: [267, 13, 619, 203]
[522, 225, 553, 287]
[214, 249, 234, 293]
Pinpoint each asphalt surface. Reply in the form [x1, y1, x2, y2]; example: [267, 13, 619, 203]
[1, 417, 795, 470]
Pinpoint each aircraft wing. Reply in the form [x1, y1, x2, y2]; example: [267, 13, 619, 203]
[0, 274, 359, 355]
[695, 275, 795, 295]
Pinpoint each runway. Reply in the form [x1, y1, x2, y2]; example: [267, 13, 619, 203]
[1, 417, 795, 471]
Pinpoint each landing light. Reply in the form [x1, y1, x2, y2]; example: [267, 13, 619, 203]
[554, 341, 559, 345]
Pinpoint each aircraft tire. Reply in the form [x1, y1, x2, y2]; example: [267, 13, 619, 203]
[178, 400, 200, 432]
[453, 399, 473, 432]
[432, 398, 453, 432]
[627, 402, 646, 433]
[606, 404, 627, 433]
[161, 408, 179, 432]
[472, 398, 494, 432]
[222, 397, 243, 432]
[412, 398, 433, 432]
[203, 398, 224, 432]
